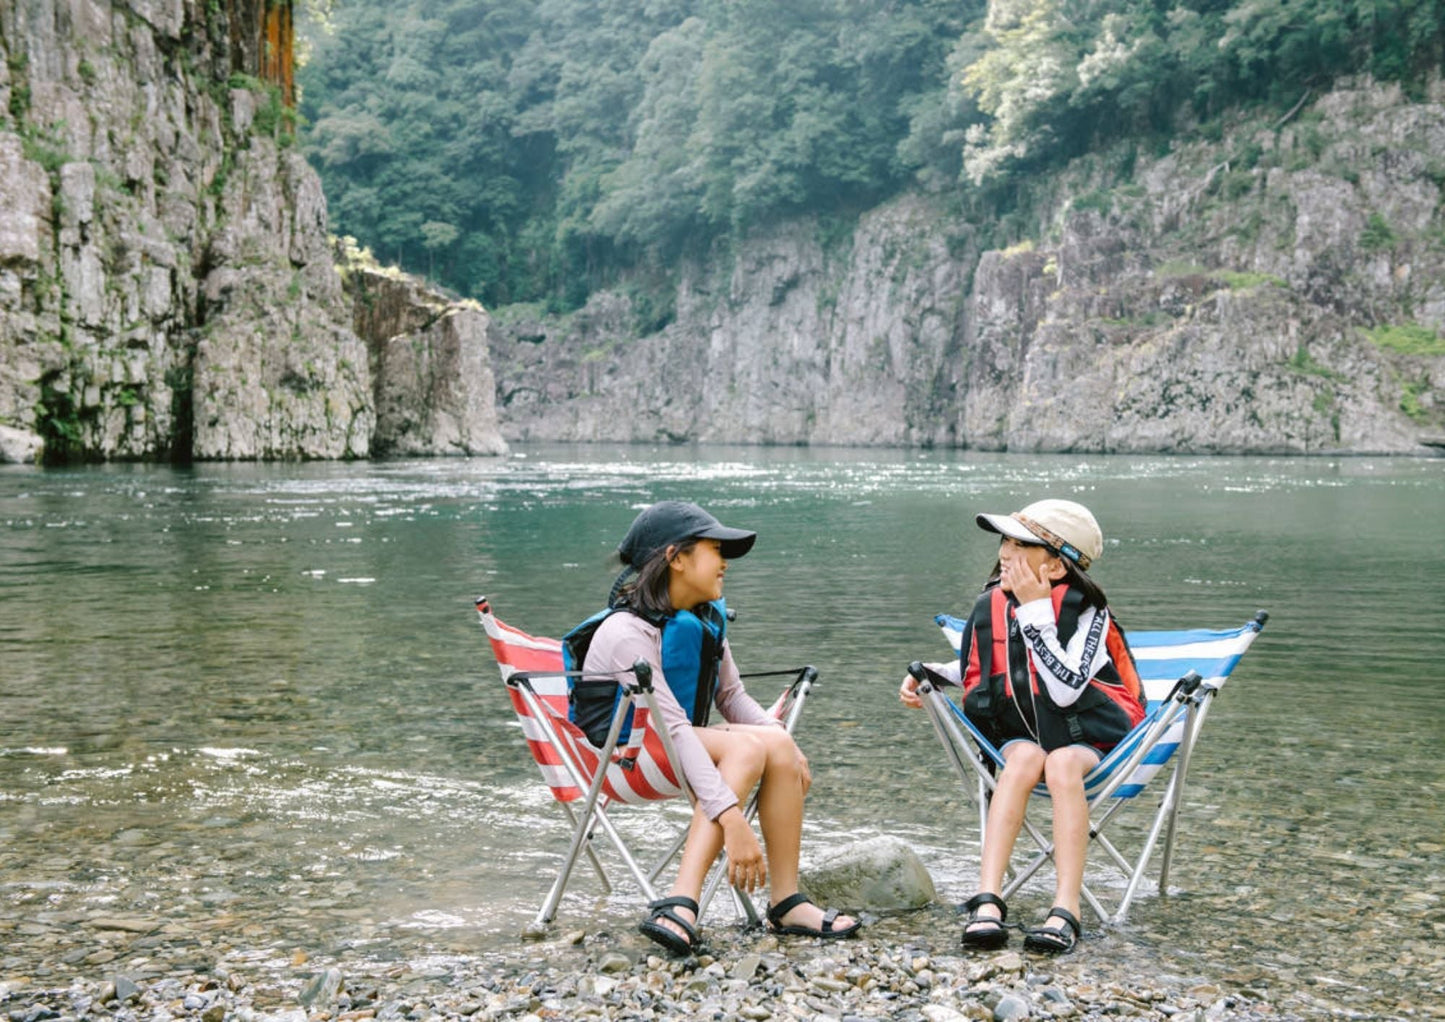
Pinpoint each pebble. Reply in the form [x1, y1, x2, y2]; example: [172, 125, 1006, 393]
[0, 915, 1375, 1022]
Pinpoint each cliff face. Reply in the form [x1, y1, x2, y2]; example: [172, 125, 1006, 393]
[0, 0, 504, 463]
[494, 197, 976, 448]
[343, 260, 507, 458]
[490, 80, 1445, 455]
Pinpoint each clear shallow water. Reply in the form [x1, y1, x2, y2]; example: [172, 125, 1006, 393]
[1, 447, 1442, 1015]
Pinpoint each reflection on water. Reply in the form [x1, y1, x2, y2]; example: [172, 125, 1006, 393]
[1, 448, 1442, 1016]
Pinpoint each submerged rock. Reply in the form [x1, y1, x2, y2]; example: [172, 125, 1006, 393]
[801, 835, 938, 911]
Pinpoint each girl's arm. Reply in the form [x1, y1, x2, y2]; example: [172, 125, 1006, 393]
[713, 642, 781, 727]
[1012, 598, 1113, 707]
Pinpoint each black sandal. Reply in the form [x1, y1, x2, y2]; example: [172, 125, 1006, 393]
[638, 895, 700, 956]
[960, 892, 1010, 950]
[766, 892, 861, 939]
[1022, 906, 1081, 954]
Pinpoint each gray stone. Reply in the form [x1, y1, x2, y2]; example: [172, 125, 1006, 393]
[487, 79, 1445, 456]
[0, 425, 42, 463]
[732, 953, 762, 981]
[0, 2, 509, 464]
[993, 993, 1032, 1020]
[0, 134, 50, 265]
[111, 975, 141, 1003]
[298, 968, 342, 1008]
[800, 835, 937, 911]
[597, 952, 631, 974]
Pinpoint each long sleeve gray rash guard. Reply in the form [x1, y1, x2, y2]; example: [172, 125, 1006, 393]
[581, 611, 780, 821]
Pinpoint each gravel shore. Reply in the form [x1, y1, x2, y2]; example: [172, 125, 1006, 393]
[0, 910, 1311, 1022]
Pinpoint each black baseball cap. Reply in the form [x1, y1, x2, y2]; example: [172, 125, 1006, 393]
[617, 501, 757, 568]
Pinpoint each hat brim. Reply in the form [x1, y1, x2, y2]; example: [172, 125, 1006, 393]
[975, 512, 1048, 547]
[697, 525, 756, 560]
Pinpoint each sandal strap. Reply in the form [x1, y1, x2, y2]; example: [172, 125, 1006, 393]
[963, 892, 1007, 922]
[1042, 906, 1080, 937]
[820, 907, 839, 932]
[648, 895, 700, 916]
[767, 892, 813, 926]
[645, 897, 699, 942]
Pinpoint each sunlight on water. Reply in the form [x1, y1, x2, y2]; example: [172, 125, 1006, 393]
[1, 446, 1443, 1016]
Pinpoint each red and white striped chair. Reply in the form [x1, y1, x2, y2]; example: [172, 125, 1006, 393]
[475, 596, 816, 932]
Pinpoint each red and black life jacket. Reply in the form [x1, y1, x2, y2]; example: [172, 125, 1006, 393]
[959, 583, 1145, 752]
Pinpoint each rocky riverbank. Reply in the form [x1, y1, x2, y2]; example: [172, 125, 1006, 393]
[0, 911, 1317, 1022]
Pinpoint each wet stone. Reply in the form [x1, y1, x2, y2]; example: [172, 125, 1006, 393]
[732, 953, 762, 981]
[596, 953, 631, 974]
[993, 992, 1032, 1019]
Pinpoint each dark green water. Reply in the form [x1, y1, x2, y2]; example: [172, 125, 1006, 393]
[1, 446, 1441, 1015]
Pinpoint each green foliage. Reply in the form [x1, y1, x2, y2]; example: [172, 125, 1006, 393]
[1218, 270, 1284, 290]
[1070, 190, 1113, 216]
[297, 0, 1445, 312]
[1359, 212, 1397, 251]
[299, 0, 974, 310]
[7, 52, 30, 121]
[21, 128, 70, 175]
[35, 371, 86, 464]
[1400, 380, 1428, 420]
[1288, 345, 1344, 380]
[958, 0, 1445, 185]
[231, 73, 298, 145]
[1366, 323, 1445, 355]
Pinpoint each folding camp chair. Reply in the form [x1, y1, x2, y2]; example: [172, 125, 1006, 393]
[475, 596, 817, 933]
[908, 609, 1267, 925]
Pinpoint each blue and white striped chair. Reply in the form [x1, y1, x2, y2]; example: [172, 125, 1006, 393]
[910, 610, 1268, 925]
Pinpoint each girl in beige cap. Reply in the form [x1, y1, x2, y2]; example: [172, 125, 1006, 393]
[900, 499, 1145, 953]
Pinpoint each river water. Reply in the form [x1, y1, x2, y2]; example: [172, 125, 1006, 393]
[1, 446, 1441, 1018]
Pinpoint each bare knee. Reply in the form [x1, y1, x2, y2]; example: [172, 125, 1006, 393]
[998, 744, 1046, 789]
[759, 729, 801, 773]
[1043, 749, 1090, 793]
[719, 731, 767, 785]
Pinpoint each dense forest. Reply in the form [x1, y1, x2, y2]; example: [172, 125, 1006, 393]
[298, 0, 1445, 312]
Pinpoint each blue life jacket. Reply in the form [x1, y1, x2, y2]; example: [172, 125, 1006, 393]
[562, 599, 729, 748]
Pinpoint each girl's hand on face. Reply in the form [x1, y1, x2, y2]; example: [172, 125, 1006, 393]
[1009, 559, 1053, 604]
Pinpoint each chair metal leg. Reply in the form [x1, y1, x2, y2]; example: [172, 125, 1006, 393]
[523, 687, 664, 925]
[558, 800, 613, 892]
[1158, 694, 1213, 894]
[649, 819, 690, 884]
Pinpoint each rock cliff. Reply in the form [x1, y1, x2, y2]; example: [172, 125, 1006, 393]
[0, 0, 504, 463]
[490, 79, 1445, 455]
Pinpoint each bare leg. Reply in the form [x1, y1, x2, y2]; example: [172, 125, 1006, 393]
[1040, 745, 1101, 927]
[717, 724, 856, 933]
[967, 741, 1046, 933]
[650, 727, 766, 942]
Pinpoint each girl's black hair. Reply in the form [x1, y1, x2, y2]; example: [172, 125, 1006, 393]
[1060, 557, 1108, 608]
[983, 550, 1109, 609]
[609, 537, 698, 619]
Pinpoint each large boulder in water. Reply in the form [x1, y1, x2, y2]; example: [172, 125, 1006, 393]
[800, 835, 937, 911]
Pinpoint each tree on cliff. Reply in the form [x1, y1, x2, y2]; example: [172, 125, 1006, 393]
[298, 0, 1445, 314]
[299, 0, 971, 309]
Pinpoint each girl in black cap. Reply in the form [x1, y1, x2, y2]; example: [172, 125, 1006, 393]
[574, 501, 859, 955]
